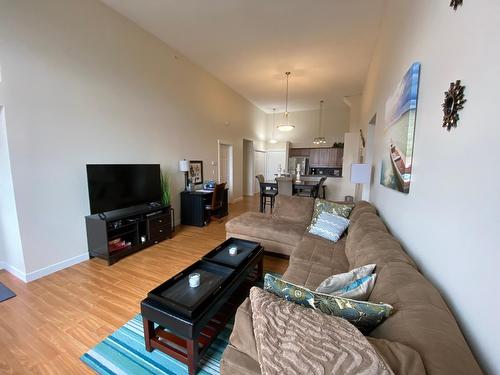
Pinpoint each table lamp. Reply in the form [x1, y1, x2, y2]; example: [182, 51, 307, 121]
[350, 164, 371, 201]
[179, 159, 189, 190]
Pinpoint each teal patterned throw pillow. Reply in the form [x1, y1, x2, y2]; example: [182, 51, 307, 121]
[264, 273, 393, 333]
[307, 199, 353, 232]
[263, 273, 315, 307]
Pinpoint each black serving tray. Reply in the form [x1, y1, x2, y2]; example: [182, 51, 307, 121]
[147, 260, 234, 318]
[202, 237, 261, 270]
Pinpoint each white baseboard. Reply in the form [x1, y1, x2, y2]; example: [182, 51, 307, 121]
[25, 253, 89, 282]
[0, 253, 89, 283]
[0, 261, 28, 282]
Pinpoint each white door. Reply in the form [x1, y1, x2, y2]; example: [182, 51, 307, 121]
[254, 150, 266, 194]
[265, 150, 287, 181]
[218, 143, 233, 200]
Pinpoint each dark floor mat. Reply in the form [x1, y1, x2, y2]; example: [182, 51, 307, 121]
[0, 282, 16, 302]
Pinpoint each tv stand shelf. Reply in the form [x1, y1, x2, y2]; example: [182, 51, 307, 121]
[85, 203, 173, 265]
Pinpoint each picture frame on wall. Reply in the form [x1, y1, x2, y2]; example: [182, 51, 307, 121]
[189, 160, 204, 185]
[380, 62, 421, 194]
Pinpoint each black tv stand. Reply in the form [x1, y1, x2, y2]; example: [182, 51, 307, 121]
[85, 203, 174, 265]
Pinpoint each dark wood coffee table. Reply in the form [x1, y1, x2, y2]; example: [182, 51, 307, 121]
[141, 238, 263, 375]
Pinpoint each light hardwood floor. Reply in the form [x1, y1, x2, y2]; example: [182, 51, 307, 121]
[0, 195, 287, 374]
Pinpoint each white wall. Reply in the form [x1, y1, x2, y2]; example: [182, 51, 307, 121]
[0, 106, 26, 276]
[242, 139, 254, 196]
[357, 1, 499, 372]
[0, 0, 266, 280]
[265, 106, 349, 148]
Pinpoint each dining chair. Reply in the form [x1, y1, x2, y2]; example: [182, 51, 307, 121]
[256, 175, 277, 213]
[276, 177, 293, 196]
[204, 183, 226, 225]
[315, 177, 327, 198]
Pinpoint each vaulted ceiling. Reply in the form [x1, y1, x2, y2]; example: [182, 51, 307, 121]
[101, 0, 386, 113]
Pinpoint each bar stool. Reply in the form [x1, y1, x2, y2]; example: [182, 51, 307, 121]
[256, 175, 277, 213]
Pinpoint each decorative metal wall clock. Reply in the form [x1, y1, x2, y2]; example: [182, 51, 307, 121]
[450, 0, 463, 10]
[442, 80, 466, 131]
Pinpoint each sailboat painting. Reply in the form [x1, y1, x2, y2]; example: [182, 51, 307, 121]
[380, 63, 421, 194]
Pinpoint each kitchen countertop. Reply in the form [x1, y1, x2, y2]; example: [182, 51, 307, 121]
[302, 174, 343, 178]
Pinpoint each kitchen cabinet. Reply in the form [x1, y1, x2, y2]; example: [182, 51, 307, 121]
[310, 148, 331, 167]
[329, 148, 343, 167]
[289, 148, 310, 157]
[290, 147, 344, 168]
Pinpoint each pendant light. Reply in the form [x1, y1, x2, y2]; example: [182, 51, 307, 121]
[277, 72, 295, 132]
[313, 100, 327, 145]
[269, 108, 278, 144]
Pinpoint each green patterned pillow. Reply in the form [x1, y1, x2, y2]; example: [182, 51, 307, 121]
[307, 199, 354, 232]
[264, 273, 392, 333]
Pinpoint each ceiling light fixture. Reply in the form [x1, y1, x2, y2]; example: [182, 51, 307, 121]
[269, 108, 278, 144]
[277, 72, 295, 132]
[313, 100, 327, 145]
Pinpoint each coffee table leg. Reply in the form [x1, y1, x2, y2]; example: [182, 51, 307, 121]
[186, 338, 199, 375]
[143, 318, 154, 352]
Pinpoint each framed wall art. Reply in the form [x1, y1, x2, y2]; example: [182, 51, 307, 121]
[189, 160, 204, 185]
[380, 63, 421, 194]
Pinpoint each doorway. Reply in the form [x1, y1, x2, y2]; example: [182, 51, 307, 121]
[254, 150, 266, 194]
[265, 150, 286, 181]
[218, 141, 233, 201]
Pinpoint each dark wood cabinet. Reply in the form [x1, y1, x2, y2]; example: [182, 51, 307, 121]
[85, 204, 173, 265]
[289, 148, 311, 157]
[298, 147, 344, 167]
[181, 189, 228, 227]
[309, 148, 330, 167]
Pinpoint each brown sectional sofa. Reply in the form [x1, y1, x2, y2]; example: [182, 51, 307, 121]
[221, 196, 483, 375]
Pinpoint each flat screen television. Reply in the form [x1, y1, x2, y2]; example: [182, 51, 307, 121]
[86, 164, 161, 214]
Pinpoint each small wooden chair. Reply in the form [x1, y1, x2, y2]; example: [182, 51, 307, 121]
[204, 183, 226, 225]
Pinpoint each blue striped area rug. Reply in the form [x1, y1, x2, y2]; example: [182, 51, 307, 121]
[81, 313, 233, 375]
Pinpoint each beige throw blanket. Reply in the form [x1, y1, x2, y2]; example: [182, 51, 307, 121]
[249, 287, 394, 375]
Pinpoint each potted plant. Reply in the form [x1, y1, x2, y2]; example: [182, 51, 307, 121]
[160, 169, 171, 206]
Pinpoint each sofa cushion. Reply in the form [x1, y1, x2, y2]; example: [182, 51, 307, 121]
[367, 337, 427, 375]
[349, 200, 378, 221]
[228, 298, 259, 363]
[347, 231, 417, 270]
[272, 195, 314, 226]
[225, 211, 304, 246]
[283, 261, 340, 290]
[369, 262, 483, 375]
[291, 235, 349, 268]
[220, 345, 261, 375]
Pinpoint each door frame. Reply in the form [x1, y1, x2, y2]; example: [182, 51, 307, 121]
[253, 149, 266, 194]
[217, 140, 234, 202]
